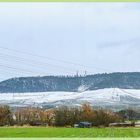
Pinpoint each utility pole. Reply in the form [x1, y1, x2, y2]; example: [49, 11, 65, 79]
[84, 71, 87, 76]
[76, 71, 79, 77]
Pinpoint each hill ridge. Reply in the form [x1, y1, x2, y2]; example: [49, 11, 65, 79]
[0, 72, 140, 93]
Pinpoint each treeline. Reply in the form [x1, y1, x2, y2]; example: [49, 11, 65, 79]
[0, 104, 138, 127]
[0, 104, 121, 127]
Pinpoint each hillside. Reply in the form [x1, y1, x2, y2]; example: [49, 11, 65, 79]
[1, 88, 140, 110]
[0, 72, 140, 93]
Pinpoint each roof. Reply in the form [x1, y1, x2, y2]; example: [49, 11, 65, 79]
[79, 122, 92, 125]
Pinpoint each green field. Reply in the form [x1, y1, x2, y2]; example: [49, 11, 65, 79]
[0, 127, 140, 137]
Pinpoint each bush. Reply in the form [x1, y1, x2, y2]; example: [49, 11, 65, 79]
[54, 106, 82, 126]
[0, 105, 13, 126]
[92, 109, 122, 127]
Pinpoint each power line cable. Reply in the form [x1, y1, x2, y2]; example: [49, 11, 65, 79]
[0, 63, 51, 75]
[0, 46, 113, 72]
[0, 53, 75, 74]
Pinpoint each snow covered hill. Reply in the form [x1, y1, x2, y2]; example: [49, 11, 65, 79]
[0, 88, 140, 110]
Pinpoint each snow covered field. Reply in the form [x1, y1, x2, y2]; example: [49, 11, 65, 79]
[0, 88, 140, 109]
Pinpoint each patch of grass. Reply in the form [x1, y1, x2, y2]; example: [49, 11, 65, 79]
[0, 127, 140, 137]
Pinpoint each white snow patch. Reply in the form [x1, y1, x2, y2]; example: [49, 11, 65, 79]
[0, 88, 140, 106]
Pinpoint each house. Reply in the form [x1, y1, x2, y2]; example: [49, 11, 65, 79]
[74, 122, 92, 128]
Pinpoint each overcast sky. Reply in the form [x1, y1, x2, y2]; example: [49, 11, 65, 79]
[0, 2, 140, 81]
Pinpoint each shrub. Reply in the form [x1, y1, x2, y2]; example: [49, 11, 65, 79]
[0, 105, 13, 126]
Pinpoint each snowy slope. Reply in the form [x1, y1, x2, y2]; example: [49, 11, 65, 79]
[0, 88, 140, 109]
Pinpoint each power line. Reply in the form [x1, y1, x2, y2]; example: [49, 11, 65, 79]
[0, 63, 50, 75]
[0, 46, 113, 72]
[0, 52, 75, 74]
[0, 69, 23, 81]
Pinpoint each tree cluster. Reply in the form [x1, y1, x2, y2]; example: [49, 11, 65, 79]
[54, 104, 122, 127]
[0, 104, 125, 127]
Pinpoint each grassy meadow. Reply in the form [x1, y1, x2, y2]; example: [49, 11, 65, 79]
[0, 127, 140, 137]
